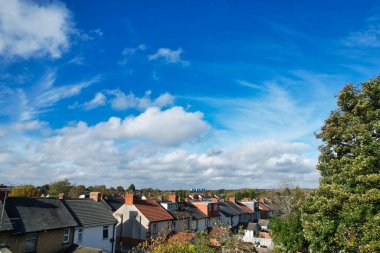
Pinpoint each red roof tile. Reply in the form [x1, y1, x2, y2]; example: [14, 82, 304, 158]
[259, 202, 270, 212]
[134, 199, 174, 222]
[237, 202, 254, 214]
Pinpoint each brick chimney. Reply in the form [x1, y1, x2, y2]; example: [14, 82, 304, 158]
[125, 192, 135, 205]
[90, 192, 102, 202]
[58, 193, 65, 199]
[184, 197, 190, 203]
[168, 194, 178, 203]
[228, 197, 236, 203]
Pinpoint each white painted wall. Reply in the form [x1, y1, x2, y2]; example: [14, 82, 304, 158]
[74, 224, 115, 253]
[113, 204, 150, 240]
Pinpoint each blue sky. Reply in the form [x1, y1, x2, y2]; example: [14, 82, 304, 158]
[0, 0, 380, 189]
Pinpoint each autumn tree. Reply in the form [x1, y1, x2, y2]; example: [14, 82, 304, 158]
[301, 78, 380, 252]
[10, 185, 40, 197]
[127, 183, 136, 192]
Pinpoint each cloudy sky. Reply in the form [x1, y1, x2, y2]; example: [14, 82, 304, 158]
[0, 0, 379, 189]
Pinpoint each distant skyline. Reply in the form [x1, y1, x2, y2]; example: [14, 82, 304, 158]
[1, 0, 380, 189]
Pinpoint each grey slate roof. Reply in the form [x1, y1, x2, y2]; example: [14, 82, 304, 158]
[0, 203, 13, 232]
[5, 198, 77, 234]
[62, 199, 117, 228]
[219, 202, 244, 217]
[100, 197, 123, 212]
[186, 203, 208, 220]
[165, 201, 209, 220]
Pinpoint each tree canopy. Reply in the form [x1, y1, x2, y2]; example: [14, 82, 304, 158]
[301, 78, 380, 252]
[10, 185, 40, 197]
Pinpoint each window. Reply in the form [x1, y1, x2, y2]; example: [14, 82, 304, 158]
[63, 228, 70, 243]
[103, 226, 109, 239]
[77, 228, 83, 243]
[152, 223, 158, 235]
[24, 233, 37, 252]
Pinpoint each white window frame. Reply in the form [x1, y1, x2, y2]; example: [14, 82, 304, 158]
[24, 232, 38, 252]
[63, 228, 70, 244]
[77, 228, 83, 243]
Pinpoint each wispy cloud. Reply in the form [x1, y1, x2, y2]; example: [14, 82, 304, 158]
[237, 80, 263, 90]
[0, 0, 73, 59]
[342, 16, 380, 48]
[0, 70, 100, 121]
[119, 44, 146, 65]
[148, 48, 189, 65]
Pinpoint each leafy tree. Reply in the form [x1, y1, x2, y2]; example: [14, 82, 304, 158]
[127, 183, 136, 192]
[68, 185, 86, 198]
[91, 185, 109, 195]
[116, 186, 125, 195]
[38, 184, 49, 196]
[49, 179, 71, 197]
[301, 79, 380, 252]
[10, 185, 40, 197]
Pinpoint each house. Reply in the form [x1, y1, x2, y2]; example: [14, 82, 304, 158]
[62, 192, 117, 253]
[184, 201, 209, 232]
[0, 197, 77, 253]
[235, 201, 255, 224]
[100, 196, 124, 213]
[113, 193, 174, 247]
[258, 202, 273, 219]
[240, 199, 260, 221]
[160, 194, 210, 233]
[244, 222, 261, 238]
[191, 199, 220, 228]
[218, 201, 241, 228]
[160, 194, 191, 232]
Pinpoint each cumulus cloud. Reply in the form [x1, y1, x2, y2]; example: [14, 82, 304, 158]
[148, 48, 189, 65]
[59, 106, 209, 146]
[0, 0, 73, 59]
[108, 89, 174, 111]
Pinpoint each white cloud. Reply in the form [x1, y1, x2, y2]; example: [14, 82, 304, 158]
[83, 92, 106, 110]
[0, 0, 73, 59]
[342, 16, 380, 48]
[148, 48, 189, 65]
[119, 44, 146, 65]
[10, 120, 47, 131]
[107, 89, 174, 111]
[0, 70, 100, 120]
[59, 106, 209, 146]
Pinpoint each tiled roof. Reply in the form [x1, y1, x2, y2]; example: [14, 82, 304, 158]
[225, 202, 246, 215]
[219, 202, 243, 217]
[259, 202, 271, 212]
[134, 199, 173, 222]
[186, 203, 208, 220]
[5, 197, 77, 234]
[62, 199, 117, 228]
[0, 203, 13, 232]
[237, 202, 254, 214]
[101, 197, 124, 212]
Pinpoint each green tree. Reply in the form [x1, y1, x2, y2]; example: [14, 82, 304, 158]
[10, 185, 40, 197]
[301, 79, 380, 252]
[127, 183, 136, 192]
[49, 179, 71, 197]
[68, 185, 86, 198]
